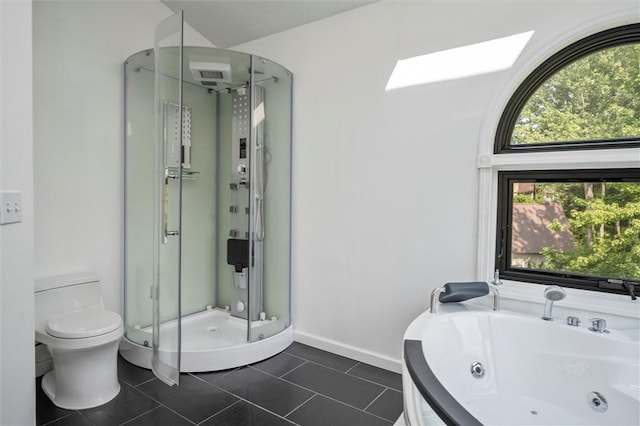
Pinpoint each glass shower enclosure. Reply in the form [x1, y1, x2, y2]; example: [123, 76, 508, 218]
[120, 13, 293, 384]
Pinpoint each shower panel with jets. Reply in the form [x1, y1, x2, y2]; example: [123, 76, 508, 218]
[120, 13, 292, 384]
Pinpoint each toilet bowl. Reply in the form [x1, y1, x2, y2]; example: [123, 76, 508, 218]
[35, 273, 123, 410]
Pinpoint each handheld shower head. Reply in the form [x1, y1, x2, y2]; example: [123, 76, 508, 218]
[542, 286, 566, 320]
[544, 286, 566, 301]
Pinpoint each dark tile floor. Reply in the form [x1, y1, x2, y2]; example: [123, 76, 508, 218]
[37, 342, 403, 426]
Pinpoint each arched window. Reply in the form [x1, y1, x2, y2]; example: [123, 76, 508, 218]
[493, 24, 640, 296]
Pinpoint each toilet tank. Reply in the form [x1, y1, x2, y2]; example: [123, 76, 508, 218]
[34, 273, 105, 331]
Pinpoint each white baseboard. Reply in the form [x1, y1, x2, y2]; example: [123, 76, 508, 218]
[294, 330, 402, 373]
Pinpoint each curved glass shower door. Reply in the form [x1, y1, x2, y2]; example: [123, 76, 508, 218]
[152, 11, 184, 386]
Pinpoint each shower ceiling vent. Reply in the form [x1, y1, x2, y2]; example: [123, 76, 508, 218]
[189, 60, 231, 84]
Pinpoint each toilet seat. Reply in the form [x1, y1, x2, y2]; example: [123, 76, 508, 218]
[46, 308, 122, 339]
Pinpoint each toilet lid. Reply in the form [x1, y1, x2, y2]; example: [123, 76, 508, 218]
[46, 308, 122, 339]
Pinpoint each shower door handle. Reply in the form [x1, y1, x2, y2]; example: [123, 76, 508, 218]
[162, 168, 180, 244]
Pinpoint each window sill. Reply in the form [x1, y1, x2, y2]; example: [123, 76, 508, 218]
[477, 147, 640, 170]
[492, 280, 640, 320]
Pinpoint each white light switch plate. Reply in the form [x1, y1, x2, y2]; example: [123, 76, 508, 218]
[0, 191, 23, 225]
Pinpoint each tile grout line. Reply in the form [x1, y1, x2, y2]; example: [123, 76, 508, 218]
[343, 365, 404, 390]
[76, 409, 98, 425]
[363, 387, 387, 412]
[187, 371, 242, 386]
[285, 357, 401, 397]
[211, 388, 301, 426]
[280, 359, 308, 377]
[291, 389, 395, 425]
[282, 351, 313, 364]
[187, 367, 240, 383]
[283, 357, 402, 396]
[127, 383, 201, 425]
[196, 400, 242, 425]
[286, 345, 402, 387]
[344, 361, 361, 374]
[41, 412, 75, 426]
[286, 349, 402, 390]
[117, 406, 157, 426]
[284, 350, 359, 374]
[131, 376, 159, 388]
[384, 386, 403, 394]
[151, 376, 248, 425]
[347, 373, 403, 392]
[259, 367, 396, 424]
[188, 373, 301, 425]
[249, 359, 308, 378]
[285, 354, 364, 376]
[282, 392, 318, 419]
[118, 405, 195, 426]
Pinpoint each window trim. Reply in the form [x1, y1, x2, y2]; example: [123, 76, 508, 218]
[490, 22, 640, 297]
[496, 169, 640, 296]
[476, 11, 640, 315]
[494, 23, 640, 154]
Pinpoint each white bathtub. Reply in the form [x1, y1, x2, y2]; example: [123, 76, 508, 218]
[402, 305, 640, 425]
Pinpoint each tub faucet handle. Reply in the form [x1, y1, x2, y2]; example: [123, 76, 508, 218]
[588, 318, 609, 333]
[566, 316, 581, 326]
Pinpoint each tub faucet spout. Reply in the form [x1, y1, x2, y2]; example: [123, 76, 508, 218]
[489, 287, 500, 311]
[430, 287, 446, 313]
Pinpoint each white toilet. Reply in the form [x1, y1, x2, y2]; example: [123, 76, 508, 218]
[35, 273, 123, 410]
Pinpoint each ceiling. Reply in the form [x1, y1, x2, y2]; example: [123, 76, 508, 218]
[162, 0, 379, 48]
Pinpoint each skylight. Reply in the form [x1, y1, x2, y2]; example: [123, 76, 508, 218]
[385, 31, 534, 91]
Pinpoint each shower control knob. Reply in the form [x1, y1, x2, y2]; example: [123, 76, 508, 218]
[236, 301, 245, 313]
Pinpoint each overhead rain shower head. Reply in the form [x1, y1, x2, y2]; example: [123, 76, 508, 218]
[189, 59, 231, 85]
[199, 70, 224, 79]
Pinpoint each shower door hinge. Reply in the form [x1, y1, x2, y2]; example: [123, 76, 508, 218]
[150, 285, 158, 300]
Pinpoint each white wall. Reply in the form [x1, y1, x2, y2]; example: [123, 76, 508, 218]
[31, 0, 638, 376]
[0, 0, 35, 424]
[234, 0, 639, 370]
[33, 1, 212, 314]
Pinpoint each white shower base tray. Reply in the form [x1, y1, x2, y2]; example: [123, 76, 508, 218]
[119, 308, 293, 372]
